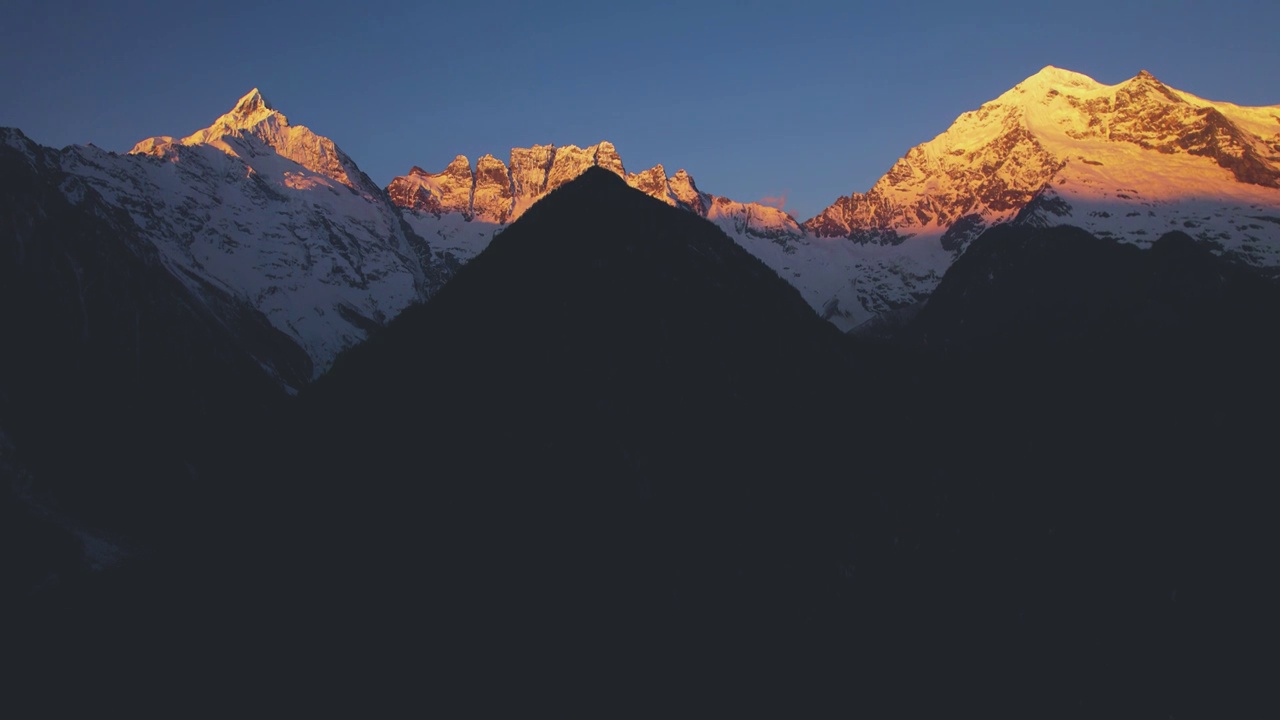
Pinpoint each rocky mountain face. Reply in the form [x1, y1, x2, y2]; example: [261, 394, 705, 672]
[387, 141, 625, 224]
[802, 67, 1280, 328]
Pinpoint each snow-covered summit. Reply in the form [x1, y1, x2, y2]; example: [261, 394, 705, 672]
[131, 88, 375, 195]
[231, 87, 273, 115]
[808, 67, 1280, 242]
[53, 89, 447, 380]
[797, 66, 1280, 331]
[202, 87, 276, 130]
[1015, 65, 1107, 94]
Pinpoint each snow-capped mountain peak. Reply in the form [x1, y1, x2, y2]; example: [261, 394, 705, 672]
[226, 87, 275, 124]
[799, 66, 1280, 332]
[51, 89, 444, 380]
[1015, 65, 1106, 93]
[130, 88, 374, 195]
[808, 67, 1280, 242]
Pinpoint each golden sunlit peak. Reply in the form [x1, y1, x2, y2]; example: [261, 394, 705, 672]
[1020, 65, 1102, 91]
[205, 87, 285, 134]
[232, 88, 272, 114]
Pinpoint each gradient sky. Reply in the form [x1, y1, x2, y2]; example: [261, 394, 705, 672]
[3, 0, 1278, 220]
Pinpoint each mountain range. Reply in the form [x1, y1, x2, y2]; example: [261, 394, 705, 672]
[9, 165, 1277, 715]
[393, 66, 1280, 330]
[5, 66, 1276, 383]
[3, 65, 1279, 714]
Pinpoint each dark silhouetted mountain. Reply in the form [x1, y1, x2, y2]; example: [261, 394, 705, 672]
[285, 167, 866, 687]
[909, 224, 1280, 355]
[892, 223, 1280, 717]
[10, 175, 1277, 716]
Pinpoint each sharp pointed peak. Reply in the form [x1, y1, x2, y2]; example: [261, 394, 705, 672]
[233, 88, 273, 114]
[206, 87, 286, 133]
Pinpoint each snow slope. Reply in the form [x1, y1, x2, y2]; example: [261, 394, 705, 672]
[55, 90, 446, 376]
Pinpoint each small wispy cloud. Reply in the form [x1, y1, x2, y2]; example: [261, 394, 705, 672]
[757, 192, 788, 210]
[757, 192, 798, 217]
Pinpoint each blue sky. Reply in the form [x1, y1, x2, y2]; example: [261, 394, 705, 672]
[3, 0, 1278, 220]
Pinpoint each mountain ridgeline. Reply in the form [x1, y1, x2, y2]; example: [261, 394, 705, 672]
[392, 67, 1280, 335]
[3, 73, 1279, 714]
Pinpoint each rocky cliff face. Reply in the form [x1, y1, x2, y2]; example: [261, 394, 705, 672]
[473, 154, 514, 224]
[391, 141, 629, 227]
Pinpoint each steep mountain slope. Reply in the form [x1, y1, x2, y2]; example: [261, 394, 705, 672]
[266, 167, 872, 703]
[805, 67, 1280, 326]
[312, 165, 853, 498]
[45, 90, 450, 378]
[1, 127, 294, 585]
